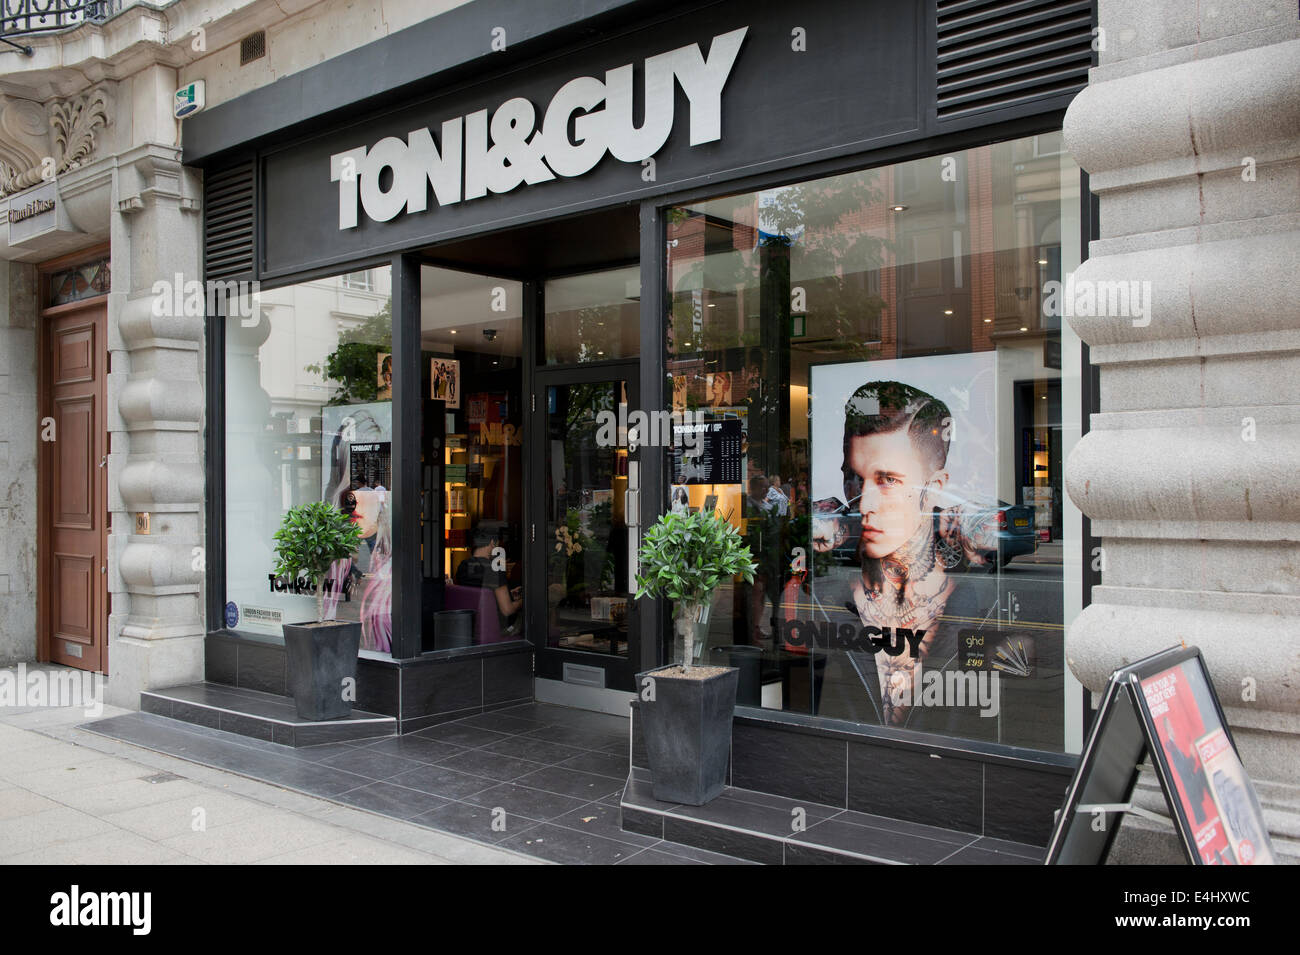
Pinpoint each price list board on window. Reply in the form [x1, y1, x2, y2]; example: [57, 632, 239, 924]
[671, 419, 744, 485]
[349, 442, 391, 488]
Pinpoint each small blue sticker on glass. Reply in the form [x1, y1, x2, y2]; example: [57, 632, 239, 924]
[224, 601, 239, 629]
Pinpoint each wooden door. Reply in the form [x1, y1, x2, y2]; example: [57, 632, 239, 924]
[40, 299, 108, 672]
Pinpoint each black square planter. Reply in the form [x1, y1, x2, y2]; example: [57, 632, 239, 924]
[635, 664, 738, 806]
[283, 620, 362, 721]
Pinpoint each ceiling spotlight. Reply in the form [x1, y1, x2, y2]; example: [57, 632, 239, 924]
[1037, 259, 1048, 265]
[683, 341, 692, 347]
[1020, 326, 1029, 332]
[983, 318, 992, 323]
[891, 204, 908, 212]
[707, 303, 716, 308]
[943, 309, 953, 316]
[449, 329, 457, 334]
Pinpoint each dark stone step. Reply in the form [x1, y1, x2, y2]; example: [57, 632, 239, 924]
[619, 768, 1044, 865]
[141, 681, 396, 747]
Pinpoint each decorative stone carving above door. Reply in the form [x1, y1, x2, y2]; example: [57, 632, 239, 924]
[0, 86, 113, 198]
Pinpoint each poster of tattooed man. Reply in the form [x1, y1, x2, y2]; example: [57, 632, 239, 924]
[785, 353, 1061, 746]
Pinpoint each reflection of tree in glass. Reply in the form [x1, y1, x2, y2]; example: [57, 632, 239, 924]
[571, 304, 622, 363]
[305, 300, 392, 405]
[666, 170, 891, 362]
[561, 381, 614, 435]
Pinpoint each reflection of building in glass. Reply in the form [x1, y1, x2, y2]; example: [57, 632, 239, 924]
[224, 269, 394, 648]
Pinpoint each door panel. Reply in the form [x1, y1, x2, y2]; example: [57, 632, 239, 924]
[531, 363, 640, 689]
[54, 397, 95, 528]
[53, 553, 95, 641]
[41, 301, 107, 672]
[55, 326, 95, 383]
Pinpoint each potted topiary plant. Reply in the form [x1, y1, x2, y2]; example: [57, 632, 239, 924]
[273, 499, 364, 720]
[633, 508, 757, 805]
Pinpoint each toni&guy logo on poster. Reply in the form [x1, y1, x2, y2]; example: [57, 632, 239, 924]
[331, 27, 748, 229]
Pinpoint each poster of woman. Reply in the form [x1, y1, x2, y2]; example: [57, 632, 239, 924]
[319, 403, 394, 653]
[707, 370, 733, 409]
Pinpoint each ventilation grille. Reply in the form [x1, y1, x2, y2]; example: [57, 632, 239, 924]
[240, 30, 266, 66]
[204, 163, 255, 281]
[936, 0, 1093, 121]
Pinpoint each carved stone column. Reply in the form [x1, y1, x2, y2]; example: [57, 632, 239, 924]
[1063, 4, 1300, 862]
[107, 146, 206, 707]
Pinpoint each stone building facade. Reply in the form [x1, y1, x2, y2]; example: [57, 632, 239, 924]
[0, 0, 467, 703]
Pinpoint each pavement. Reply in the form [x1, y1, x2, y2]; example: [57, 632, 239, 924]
[0, 669, 541, 865]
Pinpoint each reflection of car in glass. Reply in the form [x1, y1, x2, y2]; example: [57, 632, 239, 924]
[829, 500, 1038, 569]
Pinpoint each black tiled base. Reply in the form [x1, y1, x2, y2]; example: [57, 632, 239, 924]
[141, 682, 396, 746]
[81, 702, 752, 865]
[205, 630, 535, 731]
[619, 769, 1044, 865]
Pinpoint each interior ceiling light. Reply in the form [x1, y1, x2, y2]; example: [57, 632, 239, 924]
[449, 329, 457, 334]
[891, 204, 907, 212]
[1037, 259, 1048, 265]
[1020, 326, 1029, 332]
[707, 303, 716, 308]
[983, 318, 992, 323]
[943, 309, 953, 315]
[683, 341, 692, 347]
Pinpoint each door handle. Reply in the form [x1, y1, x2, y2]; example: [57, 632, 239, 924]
[99, 455, 107, 468]
[625, 460, 639, 528]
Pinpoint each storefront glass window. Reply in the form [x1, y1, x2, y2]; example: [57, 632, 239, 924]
[665, 132, 1083, 753]
[544, 265, 641, 364]
[224, 266, 395, 654]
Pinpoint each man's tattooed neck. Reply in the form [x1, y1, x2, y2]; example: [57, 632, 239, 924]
[862, 511, 937, 601]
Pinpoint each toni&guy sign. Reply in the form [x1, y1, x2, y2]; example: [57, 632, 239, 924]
[330, 27, 748, 229]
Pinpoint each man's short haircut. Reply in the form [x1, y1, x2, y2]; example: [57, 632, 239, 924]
[841, 381, 951, 491]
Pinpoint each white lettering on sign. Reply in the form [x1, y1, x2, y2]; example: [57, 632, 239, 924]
[331, 27, 748, 230]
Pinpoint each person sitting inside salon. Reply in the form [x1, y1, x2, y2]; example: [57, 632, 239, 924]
[454, 524, 523, 635]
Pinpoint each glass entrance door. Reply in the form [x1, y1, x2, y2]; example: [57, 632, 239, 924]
[531, 363, 640, 689]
